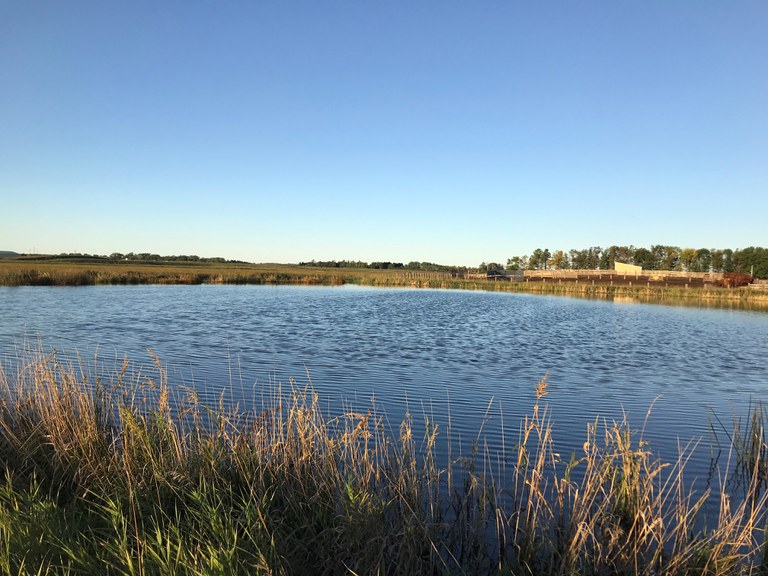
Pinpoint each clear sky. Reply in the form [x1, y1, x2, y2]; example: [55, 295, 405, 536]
[1, 2, 766, 266]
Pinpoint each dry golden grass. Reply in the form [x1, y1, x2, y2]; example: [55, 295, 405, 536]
[0, 350, 766, 574]
[3, 259, 767, 309]
[0, 260, 451, 287]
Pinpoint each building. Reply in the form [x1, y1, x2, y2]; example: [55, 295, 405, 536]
[614, 262, 642, 275]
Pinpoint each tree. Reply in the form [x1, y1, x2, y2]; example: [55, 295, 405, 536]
[540, 249, 551, 270]
[569, 249, 587, 269]
[694, 248, 712, 273]
[506, 256, 523, 271]
[586, 247, 601, 269]
[529, 250, 542, 270]
[549, 250, 568, 270]
[723, 249, 735, 273]
[633, 248, 656, 270]
[599, 246, 621, 270]
[616, 246, 636, 266]
[658, 246, 681, 270]
[733, 247, 768, 278]
[567, 247, 601, 270]
[711, 249, 725, 273]
[680, 248, 697, 272]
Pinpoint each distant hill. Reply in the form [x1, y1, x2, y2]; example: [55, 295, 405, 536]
[0, 251, 20, 258]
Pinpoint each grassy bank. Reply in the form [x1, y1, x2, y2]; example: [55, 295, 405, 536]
[1, 260, 767, 308]
[0, 351, 767, 574]
[0, 261, 354, 287]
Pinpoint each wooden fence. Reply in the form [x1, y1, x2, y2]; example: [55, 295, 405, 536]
[451, 269, 737, 286]
[513, 269, 738, 289]
[522, 269, 725, 281]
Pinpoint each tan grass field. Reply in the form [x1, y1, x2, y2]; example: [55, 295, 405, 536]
[1, 259, 767, 308]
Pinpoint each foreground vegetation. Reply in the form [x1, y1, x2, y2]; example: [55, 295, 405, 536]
[1, 350, 767, 574]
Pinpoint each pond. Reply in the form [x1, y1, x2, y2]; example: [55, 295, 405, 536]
[1, 284, 767, 482]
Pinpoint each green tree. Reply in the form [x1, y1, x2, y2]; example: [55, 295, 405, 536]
[541, 249, 551, 270]
[733, 247, 768, 278]
[694, 248, 712, 273]
[680, 248, 697, 271]
[529, 250, 543, 270]
[633, 248, 656, 270]
[506, 256, 522, 271]
[661, 246, 681, 270]
[586, 247, 601, 269]
[711, 249, 724, 272]
[613, 246, 635, 264]
[650, 245, 664, 269]
[549, 250, 568, 269]
[599, 246, 622, 270]
[723, 249, 735, 273]
[569, 249, 587, 269]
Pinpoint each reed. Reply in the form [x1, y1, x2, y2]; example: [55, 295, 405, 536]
[0, 350, 766, 574]
[2, 261, 767, 308]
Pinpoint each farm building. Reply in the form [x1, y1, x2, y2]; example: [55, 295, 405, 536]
[614, 262, 642, 274]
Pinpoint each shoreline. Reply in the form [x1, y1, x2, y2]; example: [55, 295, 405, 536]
[1, 260, 767, 309]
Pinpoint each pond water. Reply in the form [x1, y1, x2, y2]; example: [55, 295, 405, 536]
[1, 284, 767, 482]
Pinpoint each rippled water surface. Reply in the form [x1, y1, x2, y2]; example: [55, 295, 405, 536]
[1, 285, 767, 477]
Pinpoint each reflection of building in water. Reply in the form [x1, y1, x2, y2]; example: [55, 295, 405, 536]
[613, 296, 639, 304]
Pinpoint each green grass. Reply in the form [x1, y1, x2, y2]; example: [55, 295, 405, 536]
[0, 350, 767, 574]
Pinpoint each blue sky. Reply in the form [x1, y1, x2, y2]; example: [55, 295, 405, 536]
[1, 2, 766, 266]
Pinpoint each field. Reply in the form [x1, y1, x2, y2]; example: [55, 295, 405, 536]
[0, 259, 450, 287]
[1, 349, 767, 574]
[1, 259, 767, 309]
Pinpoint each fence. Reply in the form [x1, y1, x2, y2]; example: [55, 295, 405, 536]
[522, 269, 725, 281]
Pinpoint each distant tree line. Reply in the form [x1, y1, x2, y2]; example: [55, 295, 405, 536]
[502, 246, 768, 278]
[298, 260, 469, 274]
[107, 252, 246, 264]
[30, 252, 248, 264]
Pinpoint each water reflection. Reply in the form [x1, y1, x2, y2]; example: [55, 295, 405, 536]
[0, 284, 767, 487]
[607, 293, 768, 312]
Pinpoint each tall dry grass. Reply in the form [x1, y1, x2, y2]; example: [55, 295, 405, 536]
[3, 261, 766, 309]
[0, 350, 766, 574]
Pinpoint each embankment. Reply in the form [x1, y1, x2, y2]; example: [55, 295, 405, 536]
[1, 260, 767, 308]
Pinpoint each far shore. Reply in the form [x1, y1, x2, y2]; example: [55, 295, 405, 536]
[1, 259, 767, 308]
